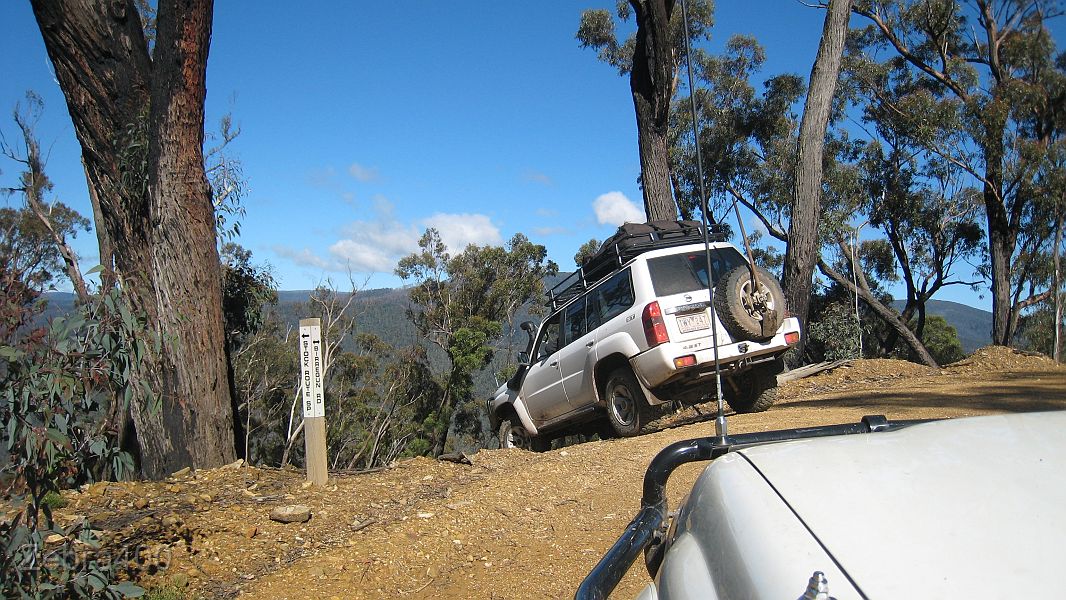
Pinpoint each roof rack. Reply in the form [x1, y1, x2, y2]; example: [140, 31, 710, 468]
[547, 221, 728, 312]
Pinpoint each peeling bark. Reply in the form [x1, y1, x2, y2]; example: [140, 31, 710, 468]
[32, 0, 235, 479]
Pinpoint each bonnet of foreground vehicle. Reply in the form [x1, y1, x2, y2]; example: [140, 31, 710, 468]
[582, 411, 1066, 600]
[726, 411, 1066, 598]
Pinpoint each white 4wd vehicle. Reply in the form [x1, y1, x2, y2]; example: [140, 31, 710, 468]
[489, 221, 800, 450]
[577, 411, 1066, 599]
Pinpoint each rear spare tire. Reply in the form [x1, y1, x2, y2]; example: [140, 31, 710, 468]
[713, 265, 785, 342]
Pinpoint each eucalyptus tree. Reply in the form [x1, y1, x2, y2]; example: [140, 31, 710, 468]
[396, 230, 558, 456]
[854, 131, 984, 353]
[670, 34, 945, 366]
[578, 0, 714, 220]
[848, 0, 1066, 345]
[1, 96, 91, 303]
[31, 0, 235, 478]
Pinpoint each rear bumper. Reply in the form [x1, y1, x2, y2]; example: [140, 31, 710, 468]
[631, 317, 800, 390]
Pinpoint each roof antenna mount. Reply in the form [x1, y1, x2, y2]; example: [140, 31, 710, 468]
[679, 0, 728, 442]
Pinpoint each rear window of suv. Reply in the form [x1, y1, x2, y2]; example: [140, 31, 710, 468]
[648, 247, 747, 296]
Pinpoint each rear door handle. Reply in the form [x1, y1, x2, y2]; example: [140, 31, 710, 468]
[550, 361, 558, 368]
[586, 341, 594, 348]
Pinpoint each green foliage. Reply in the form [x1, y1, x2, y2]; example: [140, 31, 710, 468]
[807, 301, 862, 361]
[229, 311, 297, 466]
[847, 0, 1066, 342]
[206, 114, 246, 242]
[746, 230, 782, 275]
[1, 287, 149, 598]
[41, 491, 67, 511]
[116, 107, 150, 202]
[916, 315, 965, 365]
[324, 339, 441, 469]
[577, 0, 715, 77]
[142, 582, 185, 600]
[0, 205, 90, 297]
[221, 243, 277, 348]
[396, 229, 558, 452]
[1016, 300, 1064, 359]
[574, 238, 601, 268]
[669, 33, 808, 226]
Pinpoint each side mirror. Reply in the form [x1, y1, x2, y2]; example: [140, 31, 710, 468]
[519, 320, 537, 363]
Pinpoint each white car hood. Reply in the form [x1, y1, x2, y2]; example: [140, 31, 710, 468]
[738, 411, 1066, 598]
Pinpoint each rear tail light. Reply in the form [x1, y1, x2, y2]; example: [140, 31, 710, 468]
[785, 331, 800, 345]
[643, 301, 670, 347]
[673, 355, 696, 368]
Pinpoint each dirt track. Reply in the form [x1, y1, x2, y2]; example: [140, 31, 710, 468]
[48, 347, 1066, 599]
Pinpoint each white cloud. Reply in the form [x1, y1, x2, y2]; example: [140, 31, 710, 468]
[275, 206, 504, 276]
[522, 169, 553, 186]
[330, 239, 403, 273]
[593, 191, 645, 226]
[306, 166, 339, 189]
[328, 218, 421, 273]
[273, 246, 342, 271]
[348, 162, 379, 182]
[423, 213, 502, 252]
[533, 226, 568, 236]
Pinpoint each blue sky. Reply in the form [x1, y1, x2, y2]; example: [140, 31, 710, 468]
[3, 3, 1061, 310]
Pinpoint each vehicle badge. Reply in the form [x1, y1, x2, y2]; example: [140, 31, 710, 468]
[683, 294, 692, 302]
[800, 571, 835, 600]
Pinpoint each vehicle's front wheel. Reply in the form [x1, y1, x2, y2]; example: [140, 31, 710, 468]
[499, 419, 549, 452]
[725, 359, 783, 413]
[603, 368, 655, 437]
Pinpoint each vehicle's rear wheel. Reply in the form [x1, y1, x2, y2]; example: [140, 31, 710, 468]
[714, 265, 785, 342]
[725, 359, 783, 413]
[499, 419, 549, 452]
[603, 368, 655, 437]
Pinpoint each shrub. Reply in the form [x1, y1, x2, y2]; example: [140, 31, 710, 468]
[1, 289, 150, 598]
[807, 301, 863, 362]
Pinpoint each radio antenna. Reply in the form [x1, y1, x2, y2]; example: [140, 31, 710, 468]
[680, 0, 728, 441]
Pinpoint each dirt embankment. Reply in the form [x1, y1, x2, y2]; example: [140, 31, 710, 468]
[35, 347, 1066, 599]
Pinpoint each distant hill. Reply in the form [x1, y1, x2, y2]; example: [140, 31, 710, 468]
[272, 288, 418, 348]
[890, 299, 992, 353]
[38, 291, 994, 364]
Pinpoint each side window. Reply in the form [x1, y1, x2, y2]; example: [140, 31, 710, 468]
[563, 298, 586, 347]
[536, 313, 562, 361]
[587, 269, 634, 332]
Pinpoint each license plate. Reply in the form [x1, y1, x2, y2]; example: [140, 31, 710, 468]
[676, 311, 710, 333]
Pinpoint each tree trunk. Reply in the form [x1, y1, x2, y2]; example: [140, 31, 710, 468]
[1055, 203, 1063, 363]
[32, 0, 236, 479]
[985, 184, 1015, 346]
[781, 0, 851, 357]
[629, 0, 679, 221]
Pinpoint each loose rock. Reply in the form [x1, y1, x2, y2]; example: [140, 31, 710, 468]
[270, 505, 312, 524]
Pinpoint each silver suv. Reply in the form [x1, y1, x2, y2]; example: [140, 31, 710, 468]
[489, 221, 800, 451]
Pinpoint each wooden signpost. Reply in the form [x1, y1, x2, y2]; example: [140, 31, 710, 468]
[299, 318, 328, 485]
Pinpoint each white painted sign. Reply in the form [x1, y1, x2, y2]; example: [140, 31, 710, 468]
[299, 322, 325, 418]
